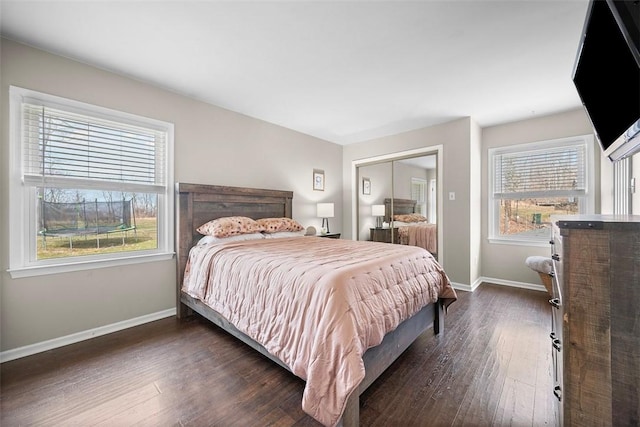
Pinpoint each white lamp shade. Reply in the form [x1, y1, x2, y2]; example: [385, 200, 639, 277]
[317, 202, 334, 218]
[371, 204, 385, 217]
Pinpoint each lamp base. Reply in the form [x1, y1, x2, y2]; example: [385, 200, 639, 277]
[321, 218, 330, 233]
[376, 217, 383, 228]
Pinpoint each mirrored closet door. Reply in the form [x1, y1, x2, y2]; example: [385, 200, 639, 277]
[356, 152, 439, 260]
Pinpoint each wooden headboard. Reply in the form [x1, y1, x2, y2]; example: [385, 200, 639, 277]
[175, 183, 293, 309]
[383, 198, 417, 223]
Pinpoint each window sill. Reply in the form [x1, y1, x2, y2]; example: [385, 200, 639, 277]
[488, 238, 550, 248]
[8, 252, 175, 279]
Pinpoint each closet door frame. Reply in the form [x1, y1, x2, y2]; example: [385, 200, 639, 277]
[351, 145, 444, 264]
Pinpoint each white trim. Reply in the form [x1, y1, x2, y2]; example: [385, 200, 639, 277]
[478, 276, 547, 293]
[0, 308, 177, 363]
[8, 252, 174, 279]
[450, 281, 474, 292]
[8, 85, 175, 274]
[452, 277, 547, 294]
[487, 238, 550, 248]
[20, 89, 171, 132]
[470, 277, 483, 292]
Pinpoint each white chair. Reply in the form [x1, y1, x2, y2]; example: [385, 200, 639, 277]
[525, 256, 553, 295]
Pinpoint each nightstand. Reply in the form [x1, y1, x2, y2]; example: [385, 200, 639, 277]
[370, 227, 399, 244]
[316, 233, 341, 239]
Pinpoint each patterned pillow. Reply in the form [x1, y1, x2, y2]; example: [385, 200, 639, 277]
[196, 216, 265, 238]
[393, 213, 428, 223]
[256, 217, 304, 233]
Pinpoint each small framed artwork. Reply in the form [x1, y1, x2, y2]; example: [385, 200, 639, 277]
[313, 169, 325, 191]
[362, 177, 371, 195]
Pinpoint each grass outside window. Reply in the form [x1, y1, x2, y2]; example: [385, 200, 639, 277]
[37, 217, 158, 260]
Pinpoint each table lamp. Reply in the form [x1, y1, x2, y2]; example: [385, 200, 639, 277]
[372, 204, 385, 228]
[317, 202, 334, 234]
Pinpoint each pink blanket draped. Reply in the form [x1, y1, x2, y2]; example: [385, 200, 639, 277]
[182, 237, 456, 426]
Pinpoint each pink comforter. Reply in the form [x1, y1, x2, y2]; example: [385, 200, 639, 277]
[182, 237, 456, 426]
[398, 222, 438, 254]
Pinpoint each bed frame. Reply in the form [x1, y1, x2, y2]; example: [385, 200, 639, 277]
[383, 197, 417, 223]
[384, 197, 438, 259]
[176, 183, 444, 426]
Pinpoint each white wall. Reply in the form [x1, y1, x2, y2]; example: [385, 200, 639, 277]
[0, 39, 342, 353]
[634, 154, 640, 214]
[469, 121, 482, 287]
[480, 109, 596, 285]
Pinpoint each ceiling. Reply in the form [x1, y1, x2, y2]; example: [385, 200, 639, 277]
[0, 0, 590, 145]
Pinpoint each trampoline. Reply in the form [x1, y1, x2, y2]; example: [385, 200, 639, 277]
[39, 198, 137, 249]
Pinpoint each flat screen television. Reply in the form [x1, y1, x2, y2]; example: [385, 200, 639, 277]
[572, 0, 640, 162]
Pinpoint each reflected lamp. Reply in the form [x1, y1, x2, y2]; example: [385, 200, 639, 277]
[372, 204, 385, 228]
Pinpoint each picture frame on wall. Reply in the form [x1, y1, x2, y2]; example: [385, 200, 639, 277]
[362, 177, 371, 195]
[313, 169, 325, 191]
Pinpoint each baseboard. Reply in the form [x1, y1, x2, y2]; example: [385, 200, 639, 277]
[0, 308, 176, 363]
[451, 281, 474, 292]
[451, 277, 547, 294]
[478, 276, 547, 293]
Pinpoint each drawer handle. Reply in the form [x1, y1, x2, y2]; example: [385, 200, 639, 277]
[552, 254, 560, 261]
[553, 385, 562, 401]
[553, 339, 562, 352]
[549, 298, 561, 308]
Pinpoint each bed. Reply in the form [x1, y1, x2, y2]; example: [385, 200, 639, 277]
[384, 198, 438, 256]
[176, 183, 456, 427]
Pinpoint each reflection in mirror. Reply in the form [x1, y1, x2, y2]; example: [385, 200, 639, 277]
[355, 151, 439, 260]
[392, 155, 438, 258]
[357, 162, 392, 241]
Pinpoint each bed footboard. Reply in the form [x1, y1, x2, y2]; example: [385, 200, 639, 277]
[340, 299, 444, 427]
[182, 289, 443, 427]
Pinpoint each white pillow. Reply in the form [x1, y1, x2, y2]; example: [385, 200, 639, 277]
[263, 230, 306, 239]
[197, 232, 265, 246]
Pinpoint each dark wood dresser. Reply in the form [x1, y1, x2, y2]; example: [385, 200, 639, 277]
[549, 215, 640, 426]
[370, 227, 399, 244]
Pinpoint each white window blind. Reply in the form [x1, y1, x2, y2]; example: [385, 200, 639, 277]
[613, 156, 631, 214]
[22, 103, 166, 192]
[493, 144, 587, 200]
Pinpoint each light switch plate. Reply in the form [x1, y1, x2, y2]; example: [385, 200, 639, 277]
[449, 192, 455, 201]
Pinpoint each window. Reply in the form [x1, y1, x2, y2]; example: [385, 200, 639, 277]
[489, 135, 594, 245]
[613, 157, 631, 214]
[9, 86, 174, 277]
[411, 178, 427, 217]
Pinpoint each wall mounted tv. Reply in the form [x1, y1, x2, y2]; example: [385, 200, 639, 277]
[572, 0, 640, 162]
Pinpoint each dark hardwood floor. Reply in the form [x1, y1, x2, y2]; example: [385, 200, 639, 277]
[1, 284, 555, 426]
